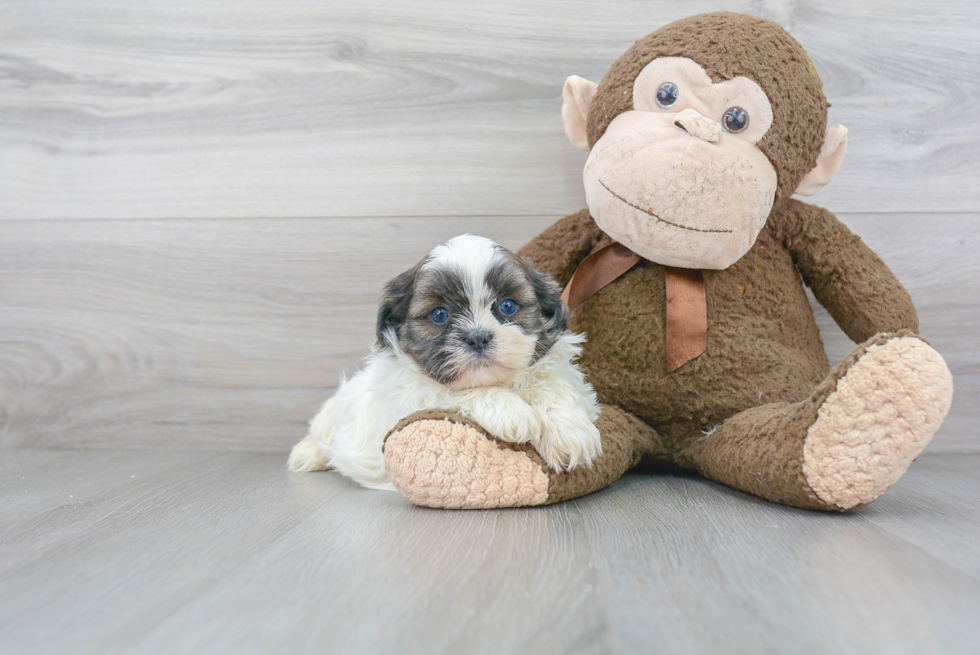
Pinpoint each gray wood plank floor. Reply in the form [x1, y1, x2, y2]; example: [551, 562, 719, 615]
[2, 450, 979, 655]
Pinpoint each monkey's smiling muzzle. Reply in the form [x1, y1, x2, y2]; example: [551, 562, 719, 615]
[596, 178, 734, 235]
[583, 109, 777, 269]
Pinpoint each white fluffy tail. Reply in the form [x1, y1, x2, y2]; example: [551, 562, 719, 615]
[287, 398, 336, 472]
[287, 436, 330, 472]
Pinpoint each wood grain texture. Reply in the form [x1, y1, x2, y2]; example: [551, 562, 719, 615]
[1, 213, 976, 452]
[1, 450, 979, 654]
[858, 454, 980, 580]
[1, 0, 978, 219]
[0, 215, 554, 450]
[580, 463, 980, 654]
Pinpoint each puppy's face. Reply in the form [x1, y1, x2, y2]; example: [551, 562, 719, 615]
[377, 235, 568, 389]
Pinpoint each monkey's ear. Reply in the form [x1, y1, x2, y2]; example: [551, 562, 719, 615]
[795, 125, 849, 196]
[562, 75, 599, 152]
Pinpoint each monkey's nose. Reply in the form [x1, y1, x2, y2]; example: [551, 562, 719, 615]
[673, 108, 721, 143]
[464, 330, 492, 353]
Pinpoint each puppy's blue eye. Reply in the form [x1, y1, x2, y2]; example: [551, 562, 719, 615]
[498, 299, 519, 316]
[430, 307, 450, 324]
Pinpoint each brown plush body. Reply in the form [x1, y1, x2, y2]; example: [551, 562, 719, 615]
[517, 200, 918, 510]
[381, 12, 953, 511]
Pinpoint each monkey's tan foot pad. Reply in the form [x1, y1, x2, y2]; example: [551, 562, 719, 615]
[384, 416, 549, 509]
[803, 336, 953, 510]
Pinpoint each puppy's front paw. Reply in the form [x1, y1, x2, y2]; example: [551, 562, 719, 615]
[537, 408, 602, 473]
[457, 389, 542, 445]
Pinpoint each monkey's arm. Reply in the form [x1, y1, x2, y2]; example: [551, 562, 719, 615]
[517, 208, 604, 287]
[774, 199, 918, 342]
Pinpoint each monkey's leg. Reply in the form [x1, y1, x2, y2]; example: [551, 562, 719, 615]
[383, 405, 663, 509]
[677, 332, 953, 511]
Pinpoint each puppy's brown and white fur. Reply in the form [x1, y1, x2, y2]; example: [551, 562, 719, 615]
[288, 234, 601, 489]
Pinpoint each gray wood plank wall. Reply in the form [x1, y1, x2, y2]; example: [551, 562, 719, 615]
[1, 0, 978, 452]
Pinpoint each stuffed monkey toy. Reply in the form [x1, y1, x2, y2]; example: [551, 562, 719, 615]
[382, 12, 954, 511]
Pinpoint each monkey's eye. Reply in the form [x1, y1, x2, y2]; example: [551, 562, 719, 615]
[656, 82, 679, 108]
[498, 299, 519, 316]
[722, 106, 749, 134]
[429, 307, 450, 324]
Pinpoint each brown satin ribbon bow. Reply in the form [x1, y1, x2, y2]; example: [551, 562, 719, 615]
[560, 241, 707, 372]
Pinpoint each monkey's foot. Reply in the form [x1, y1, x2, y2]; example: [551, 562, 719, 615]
[384, 410, 550, 509]
[803, 335, 953, 510]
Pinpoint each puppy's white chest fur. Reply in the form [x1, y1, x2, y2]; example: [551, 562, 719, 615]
[288, 333, 601, 489]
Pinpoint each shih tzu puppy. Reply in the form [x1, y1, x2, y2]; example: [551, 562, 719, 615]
[287, 234, 601, 490]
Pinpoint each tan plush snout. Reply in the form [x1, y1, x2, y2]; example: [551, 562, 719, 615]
[673, 108, 721, 143]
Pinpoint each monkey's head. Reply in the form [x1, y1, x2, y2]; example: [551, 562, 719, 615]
[563, 12, 848, 269]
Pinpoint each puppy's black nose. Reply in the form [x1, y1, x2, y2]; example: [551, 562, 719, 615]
[464, 330, 492, 353]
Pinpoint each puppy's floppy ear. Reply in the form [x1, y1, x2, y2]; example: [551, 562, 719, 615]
[521, 257, 568, 336]
[376, 261, 423, 347]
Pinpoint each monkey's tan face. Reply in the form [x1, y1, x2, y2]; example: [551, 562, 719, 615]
[583, 57, 778, 269]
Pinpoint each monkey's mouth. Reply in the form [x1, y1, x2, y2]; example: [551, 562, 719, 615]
[598, 179, 733, 234]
